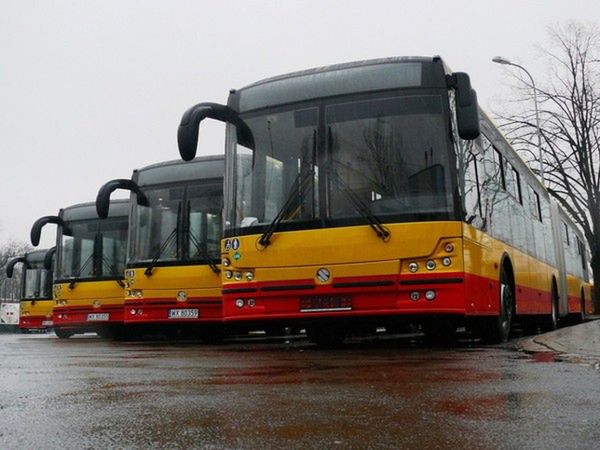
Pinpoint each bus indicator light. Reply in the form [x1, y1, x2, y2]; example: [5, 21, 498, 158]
[426, 260, 436, 271]
[442, 257, 451, 267]
[444, 243, 454, 253]
[408, 262, 418, 273]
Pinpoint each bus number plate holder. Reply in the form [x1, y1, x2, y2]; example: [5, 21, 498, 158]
[87, 313, 109, 321]
[168, 309, 199, 319]
[300, 295, 352, 312]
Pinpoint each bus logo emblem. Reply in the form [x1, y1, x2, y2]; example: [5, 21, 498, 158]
[316, 268, 330, 283]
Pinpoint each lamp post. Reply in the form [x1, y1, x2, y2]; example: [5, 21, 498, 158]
[492, 56, 544, 185]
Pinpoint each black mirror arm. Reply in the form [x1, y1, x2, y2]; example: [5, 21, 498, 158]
[43, 247, 56, 270]
[178, 102, 255, 161]
[6, 256, 25, 278]
[96, 179, 148, 219]
[30, 216, 69, 247]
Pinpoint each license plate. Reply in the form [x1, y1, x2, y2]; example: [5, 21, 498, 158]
[42, 320, 54, 326]
[300, 295, 352, 312]
[87, 313, 109, 321]
[168, 308, 199, 319]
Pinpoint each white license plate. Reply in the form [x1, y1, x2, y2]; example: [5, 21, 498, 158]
[42, 320, 54, 326]
[87, 313, 109, 321]
[168, 308, 199, 319]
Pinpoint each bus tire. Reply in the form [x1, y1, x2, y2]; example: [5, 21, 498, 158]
[55, 328, 74, 339]
[481, 269, 514, 344]
[542, 282, 559, 331]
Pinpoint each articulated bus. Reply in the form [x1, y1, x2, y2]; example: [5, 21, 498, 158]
[178, 56, 592, 345]
[31, 201, 129, 338]
[96, 156, 223, 340]
[6, 248, 55, 332]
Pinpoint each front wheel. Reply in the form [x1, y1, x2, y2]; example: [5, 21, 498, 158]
[55, 328, 74, 339]
[481, 269, 514, 344]
[541, 283, 559, 331]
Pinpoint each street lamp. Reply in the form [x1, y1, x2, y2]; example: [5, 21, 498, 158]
[492, 56, 544, 185]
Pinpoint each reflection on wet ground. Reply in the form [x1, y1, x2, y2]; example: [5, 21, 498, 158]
[1, 332, 599, 449]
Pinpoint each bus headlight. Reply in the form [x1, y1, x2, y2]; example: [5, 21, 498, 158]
[442, 257, 451, 267]
[235, 298, 245, 308]
[234, 272, 242, 281]
[245, 271, 254, 281]
[223, 258, 231, 267]
[225, 270, 233, 279]
[426, 260, 436, 271]
[408, 262, 418, 273]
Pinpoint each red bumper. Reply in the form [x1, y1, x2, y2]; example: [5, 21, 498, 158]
[123, 297, 222, 324]
[222, 272, 485, 323]
[19, 316, 52, 330]
[53, 305, 124, 327]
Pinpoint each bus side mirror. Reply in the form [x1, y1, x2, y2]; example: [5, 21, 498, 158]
[96, 179, 148, 219]
[177, 102, 255, 161]
[448, 73, 480, 140]
[30, 216, 69, 247]
[6, 257, 25, 278]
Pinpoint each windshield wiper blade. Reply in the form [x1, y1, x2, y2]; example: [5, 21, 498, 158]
[145, 203, 181, 276]
[328, 170, 391, 242]
[68, 252, 94, 289]
[189, 231, 220, 274]
[258, 167, 315, 248]
[144, 227, 178, 276]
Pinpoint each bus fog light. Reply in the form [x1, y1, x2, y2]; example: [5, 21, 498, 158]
[425, 290, 436, 301]
[234, 272, 242, 281]
[408, 262, 418, 273]
[245, 271, 254, 281]
[442, 257, 451, 267]
[410, 291, 420, 301]
[444, 243, 454, 253]
[130, 309, 136, 315]
[426, 260, 436, 271]
[223, 258, 231, 267]
[247, 299, 256, 307]
[225, 270, 233, 279]
[235, 298, 245, 308]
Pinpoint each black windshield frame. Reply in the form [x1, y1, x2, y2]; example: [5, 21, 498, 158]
[224, 87, 461, 237]
[127, 179, 223, 269]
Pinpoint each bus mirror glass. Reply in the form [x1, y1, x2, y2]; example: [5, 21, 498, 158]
[456, 89, 480, 140]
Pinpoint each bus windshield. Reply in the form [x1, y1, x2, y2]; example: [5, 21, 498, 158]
[59, 218, 128, 280]
[227, 92, 456, 235]
[129, 182, 222, 265]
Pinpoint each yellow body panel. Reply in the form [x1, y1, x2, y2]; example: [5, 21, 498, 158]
[20, 299, 53, 321]
[54, 280, 125, 308]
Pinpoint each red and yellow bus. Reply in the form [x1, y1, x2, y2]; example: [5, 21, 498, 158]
[178, 57, 592, 345]
[31, 201, 129, 338]
[6, 248, 55, 332]
[96, 156, 223, 340]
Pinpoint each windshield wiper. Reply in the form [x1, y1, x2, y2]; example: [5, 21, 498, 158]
[145, 203, 181, 276]
[144, 227, 178, 276]
[189, 231, 220, 274]
[68, 252, 94, 289]
[100, 256, 126, 287]
[328, 169, 391, 242]
[258, 167, 315, 248]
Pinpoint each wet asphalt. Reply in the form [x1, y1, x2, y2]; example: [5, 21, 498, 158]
[1, 330, 599, 450]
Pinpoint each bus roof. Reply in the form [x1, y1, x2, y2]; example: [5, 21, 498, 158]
[134, 155, 224, 187]
[232, 57, 447, 113]
[61, 199, 129, 222]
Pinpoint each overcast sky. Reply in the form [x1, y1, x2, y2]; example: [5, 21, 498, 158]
[1, 0, 599, 249]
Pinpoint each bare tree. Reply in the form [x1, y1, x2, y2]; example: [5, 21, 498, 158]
[497, 22, 600, 311]
[0, 239, 32, 299]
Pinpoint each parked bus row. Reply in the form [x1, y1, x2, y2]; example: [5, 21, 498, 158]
[5, 56, 592, 345]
